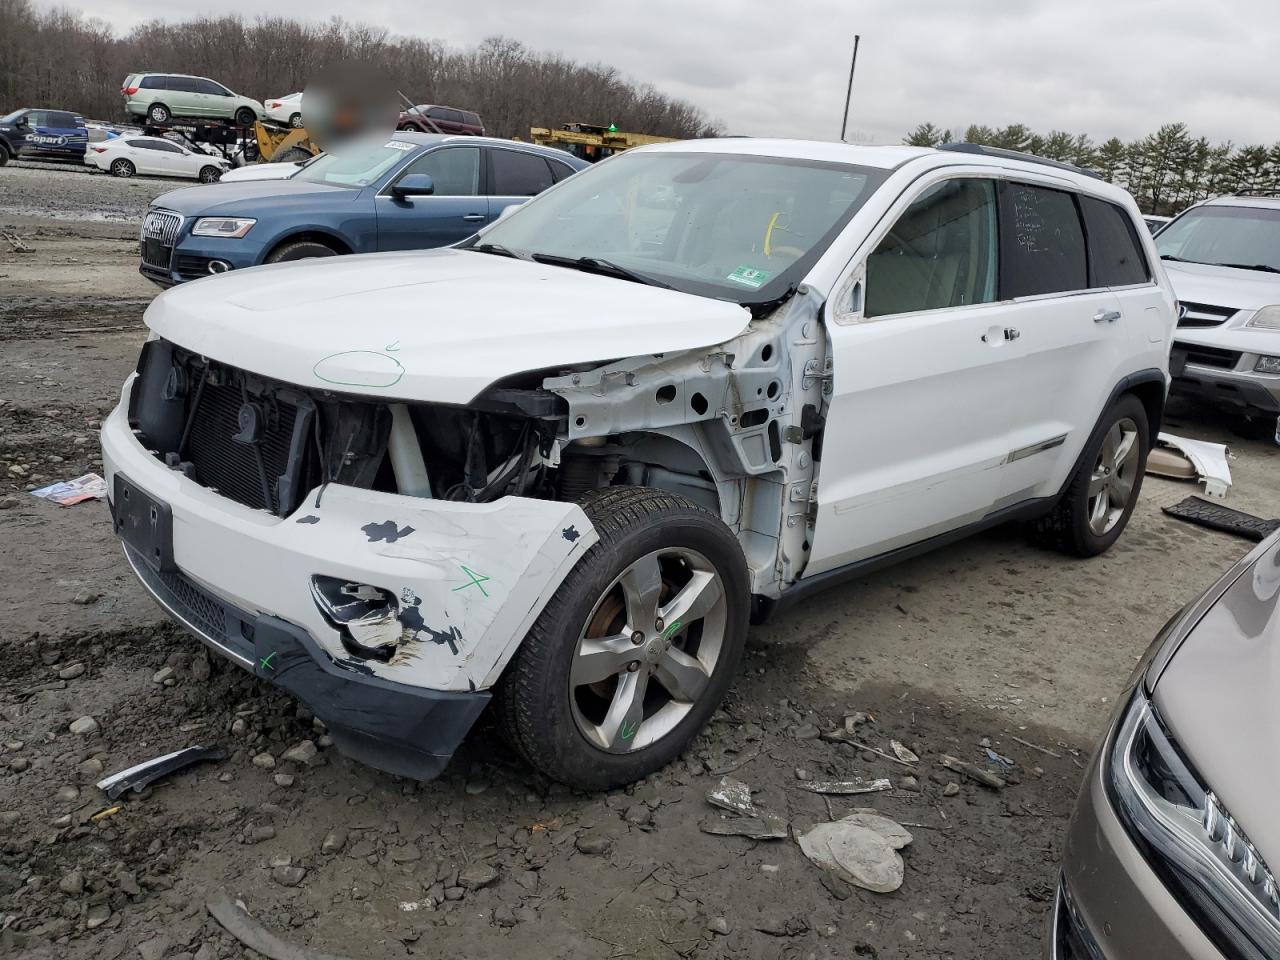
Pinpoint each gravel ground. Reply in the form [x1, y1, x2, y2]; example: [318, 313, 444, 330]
[2, 167, 1279, 960]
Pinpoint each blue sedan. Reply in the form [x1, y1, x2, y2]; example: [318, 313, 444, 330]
[138, 132, 587, 286]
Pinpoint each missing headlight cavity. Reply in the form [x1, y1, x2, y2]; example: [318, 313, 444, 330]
[310, 576, 402, 661]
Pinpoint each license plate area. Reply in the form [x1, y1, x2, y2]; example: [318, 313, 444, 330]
[141, 237, 171, 269]
[112, 473, 175, 573]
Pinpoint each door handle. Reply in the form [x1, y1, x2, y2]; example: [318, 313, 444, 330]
[981, 327, 1020, 343]
[462, 213, 486, 222]
[1093, 309, 1122, 323]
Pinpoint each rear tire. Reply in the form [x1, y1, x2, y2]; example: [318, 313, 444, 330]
[289, 113, 303, 129]
[265, 240, 338, 263]
[0, 143, 9, 167]
[147, 103, 170, 125]
[234, 107, 256, 127]
[1031, 394, 1150, 557]
[198, 165, 221, 184]
[495, 486, 750, 790]
[110, 158, 135, 178]
[269, 146, 312, 163]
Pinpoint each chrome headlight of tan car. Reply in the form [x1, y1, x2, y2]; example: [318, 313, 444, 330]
[1107, 690, 1280, 960]
[1245, 305, 1280, 331]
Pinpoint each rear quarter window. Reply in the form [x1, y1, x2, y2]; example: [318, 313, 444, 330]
[139, 76, 165, 89]
[999, 182, 1087, 298]
[1080, 195, 1151, 286]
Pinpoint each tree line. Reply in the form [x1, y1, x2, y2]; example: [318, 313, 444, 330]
[904, 121, 1279, 215]
[0, 1, 719, 140]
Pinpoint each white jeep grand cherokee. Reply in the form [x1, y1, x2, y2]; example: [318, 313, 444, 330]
[103, 139, 1177, 789]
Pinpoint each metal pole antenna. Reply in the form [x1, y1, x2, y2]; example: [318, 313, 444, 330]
[840, 35, 861, 143]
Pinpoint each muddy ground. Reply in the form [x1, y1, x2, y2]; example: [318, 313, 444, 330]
[2, 164, 1279, 960]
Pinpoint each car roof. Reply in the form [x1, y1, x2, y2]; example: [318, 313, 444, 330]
[1198, 193, 1280, 211]
[635, 138, 1135, 200]
[387, 130, 580, 161]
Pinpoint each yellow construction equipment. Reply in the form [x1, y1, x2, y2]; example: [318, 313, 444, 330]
[529, 123, 676, 162]
[253, 122, 321, 163]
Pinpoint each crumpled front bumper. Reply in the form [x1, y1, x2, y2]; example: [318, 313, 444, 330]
[101, 377, 598, 778]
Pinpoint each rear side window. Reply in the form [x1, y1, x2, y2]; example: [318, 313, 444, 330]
[1080, 196, 1150, 286]
[865, 178, 999, 318]
[490, 149, 554, 196]
[139, 76, 164, 89]
[548, 159, 576, 183]
[50, 112, 77, 127]
[999, 183, 1087, 298]
[464, 112, 482, 128]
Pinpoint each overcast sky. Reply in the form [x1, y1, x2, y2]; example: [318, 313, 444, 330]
[68, 0, 1280, 146]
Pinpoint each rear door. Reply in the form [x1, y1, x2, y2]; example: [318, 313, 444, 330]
[374, 145, 486, 250]
[44, 111, 86, 158]
[989, 181, 1131, 505]
[485, 147, 557, 222]
[807, 174, 1027, 574]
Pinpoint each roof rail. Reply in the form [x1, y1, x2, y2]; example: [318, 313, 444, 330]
[1233, 188, 1280, 198]
[937, 142, 1103, 180]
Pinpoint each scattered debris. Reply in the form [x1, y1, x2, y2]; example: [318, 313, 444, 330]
[940, 754, 1006, 789]
[1009, 735, 1062, 759]
[890, 740, 920, 763]
[797, 778, 892, 796]
[1162, 495, 1280, 542]
[97, 746, 225, 800]
[89, 804, 123, 823]
[797, 811, 914, 893]
[706, 775, 757, 816]
[700, 815, 789, 840]
[984, 748, 1015, 770]
[820, 730, 917, 767]
[208, 890, 355, 960]
[1150, 433, 1232, 497]
[30, 472, 107, 506]
[2, 230, 32, 253]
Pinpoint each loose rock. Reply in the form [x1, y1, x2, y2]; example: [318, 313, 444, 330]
[68, 716, 98, 736]
[272, 865, 306, 887]
[575, 832, 613, 856]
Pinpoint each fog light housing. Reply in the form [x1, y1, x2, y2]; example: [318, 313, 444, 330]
[310, 575, 401, 661]
[1255, 355, 1280, 375]
[207, 259, 232, 274]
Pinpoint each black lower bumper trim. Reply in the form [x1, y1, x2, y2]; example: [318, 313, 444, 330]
[123, 543, 489, 781]
[1171, 373, 1280, 414]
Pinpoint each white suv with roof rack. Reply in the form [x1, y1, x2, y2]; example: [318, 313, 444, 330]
[102, 139, 1177, 789]
[1155, 190, 1280, 426]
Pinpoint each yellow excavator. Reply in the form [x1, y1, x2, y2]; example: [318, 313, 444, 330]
[252, 122, 321, 164]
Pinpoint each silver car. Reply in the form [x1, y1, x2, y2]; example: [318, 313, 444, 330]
[1054, 529, 1280, 959]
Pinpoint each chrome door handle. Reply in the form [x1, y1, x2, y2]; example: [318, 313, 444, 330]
[1004, 327, 1020, 340]
[1093, 310, 1122, 323]
[462, 213, 486, 222]
[981, 327, 1020, 343]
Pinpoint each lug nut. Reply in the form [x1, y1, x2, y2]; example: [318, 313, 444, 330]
[627, 661, 640, 672]
[655, 617, 665, 632]
[631, 631, 644, 645]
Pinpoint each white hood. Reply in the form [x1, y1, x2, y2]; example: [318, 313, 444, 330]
[1163, 260, 1280, 312]
[144, 249, 752, 404]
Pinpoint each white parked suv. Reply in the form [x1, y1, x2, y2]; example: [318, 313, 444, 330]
[102, 140, 1177, 789]
[1155, 191, 1280, 424]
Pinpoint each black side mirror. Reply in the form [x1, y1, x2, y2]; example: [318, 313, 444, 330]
[391, 173, 435, 199]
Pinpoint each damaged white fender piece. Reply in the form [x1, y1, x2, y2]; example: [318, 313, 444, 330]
[1154, 432, 1233, 498]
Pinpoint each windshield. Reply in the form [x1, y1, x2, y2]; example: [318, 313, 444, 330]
[472, 150, 889, 305]
[0, 110, 25, 124]
[1156, 204, 1280, 273]
[292, 138, 414, 188]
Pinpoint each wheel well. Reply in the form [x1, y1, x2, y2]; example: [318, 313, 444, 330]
[1124, 378, 1167, 445]
[148, 101, 169, 114]
[267, 232, 351, 258]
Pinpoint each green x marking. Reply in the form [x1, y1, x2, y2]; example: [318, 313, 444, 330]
[259, 651, 276, 671]
[660, 620, 683, 641]
[452, 565, 491, 597]
[620, 719, 638, 741]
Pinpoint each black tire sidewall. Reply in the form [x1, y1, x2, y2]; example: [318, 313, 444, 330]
[266, 241, 337, 263]
[1068, 394, 1150, 554]
[0, 144, 9, 166]
[517, 498, 749, 789]
[235, 108, 255, 127]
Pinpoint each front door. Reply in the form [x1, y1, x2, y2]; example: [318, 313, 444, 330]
[806, 175, 1027, 575]
[374, 145, 487, 251]
[486, 147, 557, 223]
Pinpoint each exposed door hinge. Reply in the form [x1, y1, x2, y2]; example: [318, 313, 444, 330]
[802, 357, 833, 395]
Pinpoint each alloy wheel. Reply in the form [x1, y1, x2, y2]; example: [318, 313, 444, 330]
[570, 548, 727, 754]
[1088, 416, 1140, 535]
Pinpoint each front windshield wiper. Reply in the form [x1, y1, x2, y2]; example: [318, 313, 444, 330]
[470, 242, 525, 260]
[530, 253, 672, 289]
[1159, 254, 1196, 263]
[1210, 262, 1280, 274]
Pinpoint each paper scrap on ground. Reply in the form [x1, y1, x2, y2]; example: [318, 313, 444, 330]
[30, 472, 107, 506]
[797, 812, 914, 893]
[798, 778, 892, 796]
[706, 776, 757, 816]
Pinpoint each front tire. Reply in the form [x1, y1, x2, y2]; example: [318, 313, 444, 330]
[234, 107, 256, 127]
[496, 487, 749, 790]
[198, 165, 221, 184]
[147, 103, 170, 124]
[0, 143, 9, 167]
[1032, 394, 1149, 557]
[110, 158, 135, 178]
[265, 240, 338, 263]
